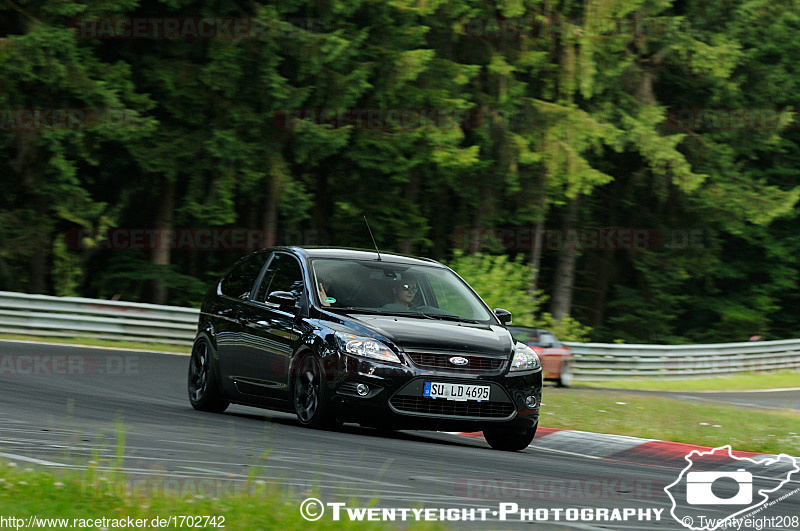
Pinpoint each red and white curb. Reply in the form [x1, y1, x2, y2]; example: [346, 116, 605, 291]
[454, 428, 797, 467]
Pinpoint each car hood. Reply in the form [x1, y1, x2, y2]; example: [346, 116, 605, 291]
[346, 314, 514, 357]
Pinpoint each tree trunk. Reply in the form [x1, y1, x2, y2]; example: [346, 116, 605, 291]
[29, 194, 48, 293]
[398, 171, 419, 255]
[591, 181, 621, 327]
[551, 197, 580, 320]
[591, 248, 614, 327]
[311, 164, 331, 245]
[15, 132, 47, 293]
[29, 232, 47, 293]
[262, 173, 278, 250]
[148, 178, 175, 304]
[528, 193, 547, 294]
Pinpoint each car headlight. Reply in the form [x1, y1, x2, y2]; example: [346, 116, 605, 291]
[510, 342, 541, 372]
[334, 332, 401, 364]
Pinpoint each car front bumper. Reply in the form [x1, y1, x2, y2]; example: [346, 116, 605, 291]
[326, 351, 541, 431]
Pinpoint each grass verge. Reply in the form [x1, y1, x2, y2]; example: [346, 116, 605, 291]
[0, 462, 439, 529]
[542, 388, 800, 455]
[0, 333, 188, 354]
[574, 370, 800, 391]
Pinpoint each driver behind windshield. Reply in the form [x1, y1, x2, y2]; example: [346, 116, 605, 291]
[316, 275, 334, 307]
[382, 279, 418, 310]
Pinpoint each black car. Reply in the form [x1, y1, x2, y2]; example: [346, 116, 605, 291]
[188, 247, 542, 451]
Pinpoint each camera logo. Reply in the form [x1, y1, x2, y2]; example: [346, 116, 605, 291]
[664, 445, 800, 531]
[686, 469, 752, 505]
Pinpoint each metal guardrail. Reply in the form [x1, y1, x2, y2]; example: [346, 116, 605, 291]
[0, 291, 198, 347]
[1, 291, 799, 378]
[565, 340, 800, 380]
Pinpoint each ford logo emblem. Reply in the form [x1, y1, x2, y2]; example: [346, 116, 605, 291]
[449, 356, 469, 366]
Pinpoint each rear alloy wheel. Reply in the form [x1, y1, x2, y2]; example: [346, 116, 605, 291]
[483, 422, 537, 451]
[188, 340, 229, 413]
[557, 360, 574, 388]
[293, 355, 337, 429]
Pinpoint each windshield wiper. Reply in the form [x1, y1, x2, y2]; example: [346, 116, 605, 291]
[324, 307, 428, 317]
[324, 306, 479, 323]
[414, 311, 480, 324]
[325, 307, 441, 320]
[323, 307, 382, 314]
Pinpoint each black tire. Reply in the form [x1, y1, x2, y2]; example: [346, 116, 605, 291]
[483, 422, 537, 451]
[188, 339, 230, 413]
[292, 354, 337, 429]
[557, 360, 574, 388]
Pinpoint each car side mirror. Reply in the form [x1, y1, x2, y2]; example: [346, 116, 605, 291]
[539, 341, 553, 348]
[493, 308, 512, 325]
[267, 291, 297, 311]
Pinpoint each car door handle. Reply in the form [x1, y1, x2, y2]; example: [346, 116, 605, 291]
[234, 310, 253, 324]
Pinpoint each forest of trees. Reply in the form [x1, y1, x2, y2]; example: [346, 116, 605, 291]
[2, 0, 799, 344]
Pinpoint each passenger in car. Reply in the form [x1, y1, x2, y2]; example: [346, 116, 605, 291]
[317, 276, 334, 306]
[382, 280, 418, 310]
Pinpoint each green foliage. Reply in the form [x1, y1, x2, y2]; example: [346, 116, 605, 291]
[448, 251, 591, 341]
[2, 0, 800, 344]
[0, 461, 436, 530]
[448, 251, 542, 326]
[535, 313, 593, 343]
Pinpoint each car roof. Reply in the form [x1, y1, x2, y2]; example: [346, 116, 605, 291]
[279, 246, 445, 267]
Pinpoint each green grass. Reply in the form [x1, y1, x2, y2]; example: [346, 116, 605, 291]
[574, 370, 800, 391]
[0, 333, 188, 354]
[0, 462, 440, 529]
[541, 388, 800, 455]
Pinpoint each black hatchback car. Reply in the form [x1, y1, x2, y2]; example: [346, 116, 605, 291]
[188, 247, 542, 451]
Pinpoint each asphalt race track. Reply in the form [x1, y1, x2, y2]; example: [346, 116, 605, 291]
[591, 388, 800, 412]
[0, 340, 798, 530]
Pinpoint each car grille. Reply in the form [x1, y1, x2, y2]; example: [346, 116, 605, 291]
[389, 396, 515, 419]
[405, 352, 504, 373]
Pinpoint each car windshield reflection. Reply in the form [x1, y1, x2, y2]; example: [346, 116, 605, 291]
[310, 258, 492, 322]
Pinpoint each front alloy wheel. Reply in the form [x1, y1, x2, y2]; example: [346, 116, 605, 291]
[293, 355, 336, 429]
[188, 339, 229, 413]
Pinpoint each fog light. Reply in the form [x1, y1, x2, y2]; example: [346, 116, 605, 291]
[356, 383, 370, 396]
[525, 395, 537, 408]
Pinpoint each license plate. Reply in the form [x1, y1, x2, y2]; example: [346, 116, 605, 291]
[423, 381, 490, 401]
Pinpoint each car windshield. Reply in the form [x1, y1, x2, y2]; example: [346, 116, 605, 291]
[310, 258, 494, 322]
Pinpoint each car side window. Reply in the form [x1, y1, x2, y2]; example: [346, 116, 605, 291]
[220, 252, 269, 300]
[539, 333, 559, 347]
[255, 253, 304, 305]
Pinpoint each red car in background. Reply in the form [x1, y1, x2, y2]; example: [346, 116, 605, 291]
[508, 327, 574, 387]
